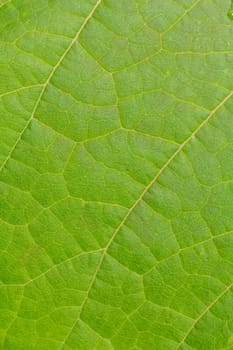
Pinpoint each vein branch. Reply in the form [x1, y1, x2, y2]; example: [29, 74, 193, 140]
[176, 281, 233, 349]
[162, 0, 201, 35]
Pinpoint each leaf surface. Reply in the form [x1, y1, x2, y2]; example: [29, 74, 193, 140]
[0, 1, 233, 349]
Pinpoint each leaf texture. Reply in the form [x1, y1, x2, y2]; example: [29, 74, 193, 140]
[0, 1, 233, 349]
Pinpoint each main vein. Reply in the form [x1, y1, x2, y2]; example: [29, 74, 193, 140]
[0, 0, 102, 173]
[61, 89, 233, 345]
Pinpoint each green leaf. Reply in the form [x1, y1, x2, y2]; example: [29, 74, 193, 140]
[0, 0, 233, 349]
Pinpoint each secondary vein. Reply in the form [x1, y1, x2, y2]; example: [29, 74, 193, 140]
[0, 0, 102, 173]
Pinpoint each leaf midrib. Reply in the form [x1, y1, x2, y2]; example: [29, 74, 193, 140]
[60, 89, 233, 349]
